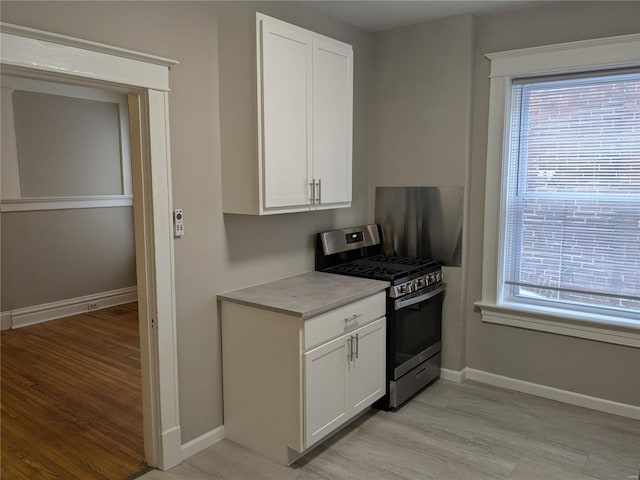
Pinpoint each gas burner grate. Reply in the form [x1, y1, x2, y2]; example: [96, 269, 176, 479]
[326, 256, 440, 283]
[368, 255, 440, 269]
[327, 264, 403, 281]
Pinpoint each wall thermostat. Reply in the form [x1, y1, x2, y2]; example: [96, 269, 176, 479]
[174, 209, 184, 237]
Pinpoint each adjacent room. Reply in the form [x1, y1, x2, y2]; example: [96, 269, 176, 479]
[0, 1, 638, 479]
[0, 77, 145, 477]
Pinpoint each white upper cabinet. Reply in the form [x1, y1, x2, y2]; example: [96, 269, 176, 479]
[220, 13, 353, 215]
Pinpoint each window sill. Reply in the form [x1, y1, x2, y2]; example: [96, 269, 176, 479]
[474, 301, 640, 348]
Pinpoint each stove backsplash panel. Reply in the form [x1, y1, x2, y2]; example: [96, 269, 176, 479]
[375, 186, 463, 267]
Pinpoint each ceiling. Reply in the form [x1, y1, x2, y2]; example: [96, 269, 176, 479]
[302, 1, 545, 32]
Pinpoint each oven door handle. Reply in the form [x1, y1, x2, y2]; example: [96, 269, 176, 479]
[394, 285, 445, 310]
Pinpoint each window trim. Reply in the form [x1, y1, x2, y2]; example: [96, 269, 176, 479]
[477, 33, 640, 348]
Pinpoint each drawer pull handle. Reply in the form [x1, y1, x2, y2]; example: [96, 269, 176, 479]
[344, 313, 362, 324]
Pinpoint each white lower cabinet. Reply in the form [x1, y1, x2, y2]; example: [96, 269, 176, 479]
[221, 291, 386, 465]
[304, 318, 386, 448]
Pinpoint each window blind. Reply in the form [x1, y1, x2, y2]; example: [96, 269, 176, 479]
[502, 71, 640, 316]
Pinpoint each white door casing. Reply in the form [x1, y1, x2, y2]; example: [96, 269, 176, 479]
[0, 23, 182, 470]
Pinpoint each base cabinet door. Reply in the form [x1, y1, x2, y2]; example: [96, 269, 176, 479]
[349, 318, 386, 415]
[304, 335, 349, 448]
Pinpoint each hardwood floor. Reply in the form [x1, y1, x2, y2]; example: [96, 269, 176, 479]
[142, 380, 640, 480]
[1, 303, 146, 479]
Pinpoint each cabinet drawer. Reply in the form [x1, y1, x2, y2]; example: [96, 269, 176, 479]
[304, 292, 385, 351]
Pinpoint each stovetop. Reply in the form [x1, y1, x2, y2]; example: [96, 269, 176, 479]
[325, 255, 440, 283]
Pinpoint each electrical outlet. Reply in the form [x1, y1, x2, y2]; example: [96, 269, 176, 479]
[88, 302, 99, 310]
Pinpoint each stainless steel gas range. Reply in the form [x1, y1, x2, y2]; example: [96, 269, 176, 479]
[316, 224, 445, 409]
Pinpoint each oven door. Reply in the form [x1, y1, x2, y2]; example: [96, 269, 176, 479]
[391, 286, 444, 380]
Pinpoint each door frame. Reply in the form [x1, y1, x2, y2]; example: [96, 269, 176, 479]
[0, 23, 183, 470]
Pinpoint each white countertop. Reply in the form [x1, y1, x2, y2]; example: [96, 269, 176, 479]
[218, 271, 389, 319]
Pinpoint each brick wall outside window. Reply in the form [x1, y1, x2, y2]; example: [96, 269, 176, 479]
[507, 74, 640, 313]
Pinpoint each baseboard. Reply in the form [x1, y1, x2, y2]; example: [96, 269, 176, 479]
[440, 368, 467, 383]
[465, 368, 640, 420]
[4, 286, 137, 329]
[181, 425, 226, 460]
[1, 312, 12, 331]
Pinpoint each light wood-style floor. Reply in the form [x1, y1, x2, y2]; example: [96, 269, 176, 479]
[142, 380, 640, 480]
[1, 302, 146, 479]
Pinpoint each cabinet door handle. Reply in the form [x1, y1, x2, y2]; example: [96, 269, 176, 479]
[347, 336, 353, 362]
[317, 178, 322, 204]
[354, 333, 359, 360]
[309, 178, 316, 204]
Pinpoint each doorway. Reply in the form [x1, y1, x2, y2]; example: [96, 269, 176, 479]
[0, 23, 182, 470]
[1, 73, 146, 477]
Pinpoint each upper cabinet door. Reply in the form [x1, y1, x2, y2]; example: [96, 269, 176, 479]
[312, 37, 353, 207]
[260, 19, 313, 209]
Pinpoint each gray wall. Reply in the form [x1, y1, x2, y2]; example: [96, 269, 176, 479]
[465, 1, 640, 406]
[371, 14, 475, 371]
[13, 90, 124, 197]
[372, 2, 640, 405]
[1, 83, 136, 311]
[0, 1, 374, 442]
[1, 207, 136, 310]
[2, 0, 638, 448]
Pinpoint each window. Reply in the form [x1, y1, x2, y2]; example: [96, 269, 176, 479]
[478, 33, 640, 346]
[501, 71, 640, 320]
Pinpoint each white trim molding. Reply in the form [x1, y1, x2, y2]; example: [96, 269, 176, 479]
[1, 195, 133, 212]
[0, 23, 174, 91]
[477, 302, 640, 348]
[487, 33, 640, 78]
[479, 33, 640, 346]
[3, 286, 137, 329]
[181, 425, 226, 460]
[440, 368, 467, 383]
[465, 369, 640, 420]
